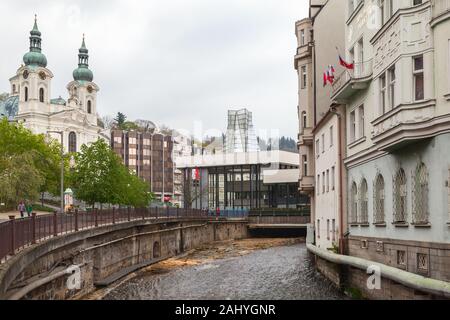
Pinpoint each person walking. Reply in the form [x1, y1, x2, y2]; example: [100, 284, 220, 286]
[18, 202, 25, 218]
[26, 203, 33, 218]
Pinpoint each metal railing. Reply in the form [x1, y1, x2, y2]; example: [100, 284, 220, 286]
[0, 207, 211, 263]
[332, 59, 373, 94]
[432, 0, 450, 18]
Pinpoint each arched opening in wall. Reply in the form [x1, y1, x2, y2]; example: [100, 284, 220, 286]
[374, 174, 385, 224]
[359, 179, 368, 224]
[39, 88, 45, 103]
[302, 111, 307, 129]
[350, 182, 358, 224]
[393, 168, 407, 223]
[153, 241, 161, 259]
[24, 87, 28, 102]
[87, 100, 92, 114]
[68, 132, 77, 153]
[412, 163, 429, 224]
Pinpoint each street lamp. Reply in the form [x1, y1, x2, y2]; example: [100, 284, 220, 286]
[47, 131, 64, 214]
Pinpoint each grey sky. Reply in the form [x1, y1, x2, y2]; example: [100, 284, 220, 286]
[0, 0, 308, 138]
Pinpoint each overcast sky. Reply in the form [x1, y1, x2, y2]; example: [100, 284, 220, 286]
[0, 0, 308, 139]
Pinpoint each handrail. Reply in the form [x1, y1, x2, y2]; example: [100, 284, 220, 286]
[332, 59, 373, 94]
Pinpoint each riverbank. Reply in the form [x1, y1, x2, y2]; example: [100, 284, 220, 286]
[79, 237, 347, 300]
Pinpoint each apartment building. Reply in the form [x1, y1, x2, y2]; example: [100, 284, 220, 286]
[296, 0, 347, 250]
[331, 0, 450, 280]
[111, 130, 174, 203]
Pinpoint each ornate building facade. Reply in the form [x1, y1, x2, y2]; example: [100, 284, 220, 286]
[2, 17, 109, 151]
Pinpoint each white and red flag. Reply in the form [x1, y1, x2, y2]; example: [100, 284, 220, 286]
[338, 54, 354, 70]
[323, 65, 335, 86]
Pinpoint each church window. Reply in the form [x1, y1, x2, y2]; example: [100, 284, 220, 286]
[68, 132, 77, 153]
[12, 84, 16, 93]
[87, 100, 92, 114]
[39, 88, 45, 103]
[24, 87, 28, 102]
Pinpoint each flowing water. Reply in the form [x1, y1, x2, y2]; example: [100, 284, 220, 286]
[102, 240, 348, 300]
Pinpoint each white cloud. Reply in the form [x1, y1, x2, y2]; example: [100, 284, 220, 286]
[0, 0, 308, 138]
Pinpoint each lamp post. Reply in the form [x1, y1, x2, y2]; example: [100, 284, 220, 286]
[48, 131, 64, 214]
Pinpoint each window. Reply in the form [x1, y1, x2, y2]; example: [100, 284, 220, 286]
[412, 163, 429, 224]
[327, 219, 330, 240]
[301, 66, 307, 89]
[350, 182, 358, 224]
[143, 159, 150, 166]
[332, 219, 336, 242]
[417, 253, 429, 273]
[326, 170, 330, 192]
[350, 110, 356, 142]
[393, 169, 407, 223]
[68, 132, 77, 153]
[143, 139, 151, 145]
[143, 149, 151, 156]
[39, 88, 44, 103]
[316, 139, 320, 158]
[302, 111, 307, 129]
[397, 250, 406, 266]
[302, 155, 308, 176]
[360, 179, 368, 224]
[389, 66, 396, 108]
[129, 159, 137, 166]
[331, 167, 336, 191]
[129, 148, 137, 155]
[317, 219, 321, 239]
[24, 87, 28, 102]
[322, 134, 325, 153]
[414, 55, 424, 101]
[358, 105, 365, 138]
[322, 172, 325, 194]
[129, 137, 137, 145]
[374, 174, 385, 224]
[380, 74, 386, 114]
[87, 100, 92, 114]
[413, 0, 423, 5]
[330, 126, 334, 147]
[114, 136, 122, 144]
[317, 175, 321, 196]
[12, 84, 16, 93]
[300, 29, 305, 45]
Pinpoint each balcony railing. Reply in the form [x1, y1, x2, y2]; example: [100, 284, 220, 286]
[332, 59, 373, 96]
[432, 0, 450, 18]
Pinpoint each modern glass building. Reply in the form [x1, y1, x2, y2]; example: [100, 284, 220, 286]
[224, 109, 260, 153]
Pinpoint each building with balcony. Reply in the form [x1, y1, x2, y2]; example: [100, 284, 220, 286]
[336, 0, 450, 281]
[111, 129, 175, 204]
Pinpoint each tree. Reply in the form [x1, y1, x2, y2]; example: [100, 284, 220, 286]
[71, 139, 153, 208]
[114, 112, 127, 129]
[0, 119, 63, 208]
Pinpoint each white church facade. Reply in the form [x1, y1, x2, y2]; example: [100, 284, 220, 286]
[1, 17, 109, 152]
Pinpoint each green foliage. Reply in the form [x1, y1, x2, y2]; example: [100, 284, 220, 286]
[71, 139, 154, 207]
[114, 112, 127, 129]
[0, 119, 63, 207]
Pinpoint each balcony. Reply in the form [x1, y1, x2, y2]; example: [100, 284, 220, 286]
[294, 44, 312, 69]
[431, 0, 450, 26]
[298, 127, 314, 146]
[331, 60, 373, 103]
[299, 176, 315, 194]
[371, 99, 439, 151]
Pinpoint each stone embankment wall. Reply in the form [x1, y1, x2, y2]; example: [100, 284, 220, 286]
[0, 219, 248, 300]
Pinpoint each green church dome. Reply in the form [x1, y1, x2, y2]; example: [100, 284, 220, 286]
[73, 35, 94, 82]
[23, 16, 47, 68]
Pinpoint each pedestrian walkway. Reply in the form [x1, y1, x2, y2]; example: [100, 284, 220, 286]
[0, 211, 50, 222]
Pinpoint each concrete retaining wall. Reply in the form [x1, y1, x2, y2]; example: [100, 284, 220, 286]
[0, 219, 248, 300]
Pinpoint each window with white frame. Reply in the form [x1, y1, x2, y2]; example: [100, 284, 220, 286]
[114, 136, 122, 144]
[317, 175, 321, 196]
[389, 65, 396, 108]
[412, 163, 429, 224]
[380, 74, 386, 114]
[393, 169, 407, 223]
[316, 139, 320, 158]
[327, 219, 330, 240]
[358, 105, 365, 138]
[331, 166, 336, 191]
[350, 110, 356, 142]
[330, 126, 334, 147]
[302, 155, 308, 176]
[350, 182, 358, 224]
[301, 66, 307, 89]
[414, 55, 424, 101]
[360, 179, 368, 224]
[374, 174, 385, 224]
[300, 29, 305, 45]
[322, 172, 326, 194]
[326, 170, 330, 192]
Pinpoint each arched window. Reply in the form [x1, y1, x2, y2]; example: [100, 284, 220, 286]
[374, 174, 385, 224]
[68, 132, 77, 153]
[153, 241, 161, 259]
[87, 100, 92, 114]
[302, 111, 307, 129]
[24, 87, 28, 102]
[39, 88, 44, 103]
[412, 163, 429, 224]
[350, 182, 358, 224]
[12, 84, 16, 93]
[393, 168, 407, 223]
[359, 179, 368, 224]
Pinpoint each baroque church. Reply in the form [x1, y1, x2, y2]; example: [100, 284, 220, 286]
[0, 17, 109, 152]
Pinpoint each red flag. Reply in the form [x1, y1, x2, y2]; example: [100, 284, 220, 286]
[323, 72, 328, 87]
[339, 55, 354, 70]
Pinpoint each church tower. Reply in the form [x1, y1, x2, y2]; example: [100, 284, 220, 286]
[67, 35, 99, 124]
[14, 15, 54, 115]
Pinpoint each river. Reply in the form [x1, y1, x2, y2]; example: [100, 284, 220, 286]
[91, 239, 348, 300]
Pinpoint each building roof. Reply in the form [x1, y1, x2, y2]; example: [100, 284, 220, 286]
[175, 150, 299, 169]
[0, 95, 19, 120]
[50, 96, 67, 106]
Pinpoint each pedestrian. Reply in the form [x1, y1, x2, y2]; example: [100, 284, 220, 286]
[216, 207, 220, 218]
[26, 203, 33, 218]
[18, 201, 25, 218]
